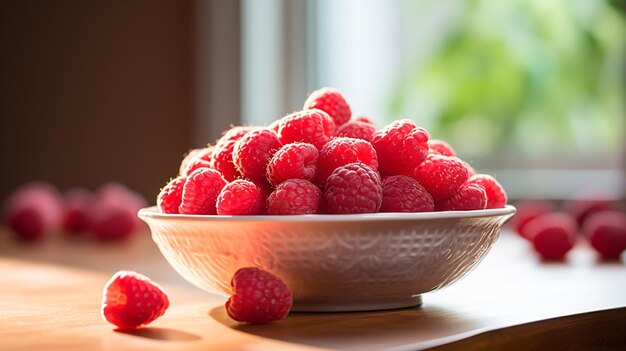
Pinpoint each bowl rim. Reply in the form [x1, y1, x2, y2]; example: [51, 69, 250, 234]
[138, 205, 516, 222]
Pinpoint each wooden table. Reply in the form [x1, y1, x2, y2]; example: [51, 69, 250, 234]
[1, 228, 625, 350]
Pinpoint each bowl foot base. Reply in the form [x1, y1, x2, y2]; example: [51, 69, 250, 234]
[291, 295, 423, 312]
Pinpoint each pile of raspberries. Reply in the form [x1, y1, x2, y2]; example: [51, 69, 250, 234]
[157, 87, 507, 215]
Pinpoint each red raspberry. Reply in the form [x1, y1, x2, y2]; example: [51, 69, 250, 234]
[216, 126, 257, 146]
[371, 119, 429, 176]
[179, 168, 227, 215]
[583, 211, 626, 260]
[335, 121, 377, 142]
[413, 155, 468, 201]
[226, 267, 292, 324]
[268, 119, 281, 133]
[381, 175, 434, 212]
[324, 163, 382, 214]
[428, 139, 456, 157]
[303, 87, 351, 126]
[157, 177, 186, 214]
[267, 179, 322, 215]
[216, 180, 265, 215]
[435, 183, 487, 211]
[525, 213, 577, 261]
[179, 147, 213, 176]
[466, 174, 507, 209]
[464, 161, 477, 177]
[509, 200, 557, 240]
[96, 183, 147, 211]
[354, 116, 375, 125]
[317, 137, 378, 186]
[277, 109, 335, 149]
[266, 143, 319, 186]
[564, 197, 621, 227]
[102, 271, 169, 330]
[3, 183, 63, 241]
[233, 129, 282, 181]
[182, 158, 212, 176]
[88, 200, 138, 241]
[210, 139, 242, 182]
[62, 188, 92, 233]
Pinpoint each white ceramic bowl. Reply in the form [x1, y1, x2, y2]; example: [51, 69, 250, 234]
[139, 205, 516, 312]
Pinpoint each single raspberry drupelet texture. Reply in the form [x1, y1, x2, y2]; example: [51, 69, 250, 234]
[428, 139, 456, 157]
[179, 168, 227, 215]
[277, 109, 335, 149]
[466, 174, 507, 209]
[216, 180, 265, 215]
[317, 137, 379, 186]
[266, 142, 319, 186]
[583, 211, 626, 260]
[157, 177, 186, 214]
[303, 87, 351, 127]
[525, 213, 577, 261]
[226, 267, 292, 324]
[510, 200, 557, 239]
[381, 175, 434, 213]
[371, 119, 429, 176]
[62, 188, 92, 233]
[266, 179, 322, 215]
[210, 139, 242, 182]
[324, 163, 382, 214]
[435, 183, 487, 211]
[233, 129, 282, 181]
[182, 158, 212, 176]
[102, 271, 169, 330]
[413, 154, 468, 201]
[354, 116, 375, 125]
[179, 147, 213, 176]
[335, 121, 377, 142]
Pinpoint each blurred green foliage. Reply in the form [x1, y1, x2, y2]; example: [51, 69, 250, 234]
[391, 0, 626, 158]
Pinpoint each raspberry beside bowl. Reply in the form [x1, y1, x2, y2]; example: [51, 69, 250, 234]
[138, 205, 516, 312]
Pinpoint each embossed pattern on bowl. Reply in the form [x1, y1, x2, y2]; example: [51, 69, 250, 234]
[139, 206, 515, 311]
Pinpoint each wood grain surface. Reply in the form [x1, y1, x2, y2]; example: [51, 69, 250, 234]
[0, 228, 625, 351]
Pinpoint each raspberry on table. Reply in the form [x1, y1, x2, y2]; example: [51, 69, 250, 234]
[226, 267, 292, 324]
[428, 139, 456, 157]
[210, 139, 243, 182]
[179, 147, 213, 176]
[266, 179, 322, 215]
[371, 119, 429, 176]
[88, 200, 138, 241]
[354, 116, 375, 125]
[62, 188, 92, 234]
[381, 175, 434, 212]
[435, 183, 487, 211]
[102, 271, 169, 330]
[509, 200, 557, 240]
[157, 177, 186, 214]
[179, 168, 227, 215]
[277, 109, 335, 149]
[4, 182, 63, 241]
[266, 142, 319, 187]
[583, 210, 626, 260]
[466, 174, 507, 209]
[216, 126, 257, 146]
[324, 163, 382, 214]
[216, 180, 265, 215]
[413, 154, 468, 201]
[335, 121, 377, 142]
[303, 87, 352, 127]
[233, 129, 282, 181]
[317, 137, 379, 186]
[525, 213, 577, 261]
[564, 197, 621, 227]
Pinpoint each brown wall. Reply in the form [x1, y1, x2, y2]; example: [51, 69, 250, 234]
[0, 0, 195, 202]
